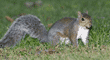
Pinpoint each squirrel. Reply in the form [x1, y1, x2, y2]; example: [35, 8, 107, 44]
[0, 11, 92, 48]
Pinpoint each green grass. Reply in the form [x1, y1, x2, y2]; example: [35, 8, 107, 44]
[0, 0, 110, 60]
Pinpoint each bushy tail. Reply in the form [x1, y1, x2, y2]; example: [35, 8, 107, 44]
[0, 15, 48, 48]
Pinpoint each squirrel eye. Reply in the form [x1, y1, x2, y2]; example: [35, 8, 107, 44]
[82, 18, 84, 21]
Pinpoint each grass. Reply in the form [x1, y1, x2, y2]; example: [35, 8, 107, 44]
[0, 0, 110, 60]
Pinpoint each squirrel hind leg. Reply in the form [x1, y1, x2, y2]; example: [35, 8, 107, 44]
[59, 37, 71, 45]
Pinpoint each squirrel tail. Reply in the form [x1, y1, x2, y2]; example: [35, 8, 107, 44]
[0, 15, 48, 48]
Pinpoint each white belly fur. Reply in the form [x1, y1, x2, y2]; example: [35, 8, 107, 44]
[77, 25, 89, 45]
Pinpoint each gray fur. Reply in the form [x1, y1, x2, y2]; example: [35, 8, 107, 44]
[0, 15, 77, 48]
[0, 15, 48, 48]
[48, 17, 77, 45]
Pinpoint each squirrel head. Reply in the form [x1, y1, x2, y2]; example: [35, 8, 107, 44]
[77, 11, 92, 29]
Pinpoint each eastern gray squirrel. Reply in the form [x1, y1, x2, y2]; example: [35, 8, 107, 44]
[0, 11, 92, 48]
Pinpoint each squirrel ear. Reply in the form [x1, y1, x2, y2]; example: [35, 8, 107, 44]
[86, 10, 88, 14]
[78, 11, 81, 18]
